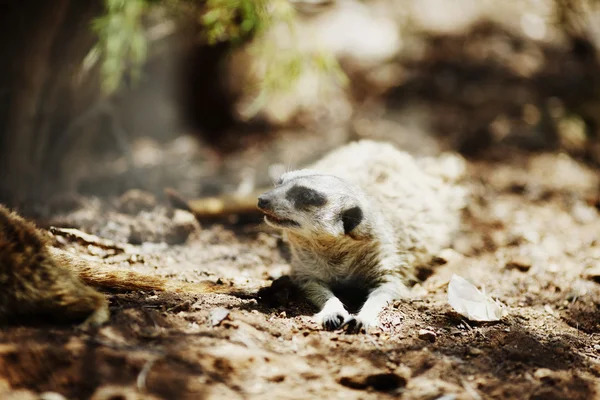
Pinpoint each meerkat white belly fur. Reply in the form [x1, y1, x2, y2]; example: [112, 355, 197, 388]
[258, 140, 467, 333]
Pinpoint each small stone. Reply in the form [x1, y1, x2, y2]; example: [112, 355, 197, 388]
[505, 257, 532, 272]
[338, 372, 407, 392]
[39, 393, 68, 400]
[117, 189, 157, 214]
[418, 329, 437, 342]
[433, 248, 463, 265]
[268, 374, 286, 383]
[547, 263, 560, 273]
[571, 201, 598, 224]
[527, 284, 540, 294]
[533, 368, 554, 380]
[468, 347, 484, 356]
[171, 300, 192, 313]
[435, 395, 457, 400]
[584, 264, 600, 284]
[167, 210, 199, 245]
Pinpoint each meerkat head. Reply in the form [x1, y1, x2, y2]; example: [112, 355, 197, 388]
[257, 169, 369, 238]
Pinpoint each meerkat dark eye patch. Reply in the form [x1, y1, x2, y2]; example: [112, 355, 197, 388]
[341, 206, 363, 234]
[286, 185, 327, 209]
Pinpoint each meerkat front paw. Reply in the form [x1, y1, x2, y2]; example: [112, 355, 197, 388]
[319, 310, 351, 330]
[344, 314, 379, 334]
[314, 298, 351, 331]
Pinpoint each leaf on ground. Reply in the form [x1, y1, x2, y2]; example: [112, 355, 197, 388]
[210, 307, 231, 327]
[447, 274, 506, 322]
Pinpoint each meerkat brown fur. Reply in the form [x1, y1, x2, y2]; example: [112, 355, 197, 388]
[0, 204, 244, 328]
[0, 204, 109, 328]
[258, 140, 467, 333]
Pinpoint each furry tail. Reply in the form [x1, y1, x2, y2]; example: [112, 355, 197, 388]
[49, 247, 244, 295]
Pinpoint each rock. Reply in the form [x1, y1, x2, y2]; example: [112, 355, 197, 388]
[528, 153, 599, 194]
[39, 393, 68, 400]
[167, 209, 200, 245]
[171, 300, 192, 313]
[418, 329, 437, 342]
[533, 368, 554, 380]
[432, 248, 464, 265]
[584, 264, 600, 284]
[338, 372, 407, 392]
[571, 201, 598, 224]
[557, 115, 587, 154]
[505, 257, 532, 272]
[435, 395, 457, 400]
[117, 189, 157, 215]
[467, 347, 484, 356]
[91, 385, 162, 400]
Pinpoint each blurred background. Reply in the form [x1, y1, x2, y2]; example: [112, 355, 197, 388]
[1, 0, 600, 213]
[2, 4, 600, 397]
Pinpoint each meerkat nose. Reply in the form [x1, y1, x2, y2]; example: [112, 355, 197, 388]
[257, 195, 272, 210]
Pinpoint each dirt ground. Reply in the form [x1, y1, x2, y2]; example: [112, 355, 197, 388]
[0, 138, 599, 400]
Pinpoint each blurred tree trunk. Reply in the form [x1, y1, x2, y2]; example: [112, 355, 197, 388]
[0, 0, 103, 207]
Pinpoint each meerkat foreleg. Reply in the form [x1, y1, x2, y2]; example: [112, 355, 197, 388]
[298, 279, 351, 330]
[346, 276, 408, 334]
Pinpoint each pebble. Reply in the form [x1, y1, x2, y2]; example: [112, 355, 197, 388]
[39, 393, 67, 400]
[418, 329, 437, 342]
[468, 347, 484, 356]
[505, 257, 532, 272]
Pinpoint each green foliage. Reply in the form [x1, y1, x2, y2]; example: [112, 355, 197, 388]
[243, 45, 348, 118]
[201, 0, 271, 45]
[89, 0, 148, 94]
[90, 0, 347, 109]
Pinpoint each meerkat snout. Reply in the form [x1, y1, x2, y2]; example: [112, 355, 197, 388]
[257, 195, 272, 211]
[341, 206, 363, 234]
[257, 188, 301, 229]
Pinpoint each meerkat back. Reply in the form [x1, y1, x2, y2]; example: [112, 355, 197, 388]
[308, 140, 467, 264]
[0, 205, 109, 327]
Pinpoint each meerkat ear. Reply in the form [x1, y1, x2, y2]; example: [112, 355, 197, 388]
[341, 206, 363, 234]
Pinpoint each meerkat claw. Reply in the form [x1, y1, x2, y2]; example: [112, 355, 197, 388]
[314, 297, 351, 331]
[343, 315, 380, 334]
[319, 311, 353, 331]
[343, 317, 365, 334]
[322, 313, 346, 331]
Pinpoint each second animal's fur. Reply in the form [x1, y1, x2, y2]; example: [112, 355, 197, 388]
[0, 205, 236, 328]
[258, 140, 466, 333]
[0, 205, 109, 328]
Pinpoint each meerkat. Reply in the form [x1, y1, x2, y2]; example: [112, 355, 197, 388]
[0, 204, 109, 328]
[257, 140, 467, 333]
[0, 205, 239, 328]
